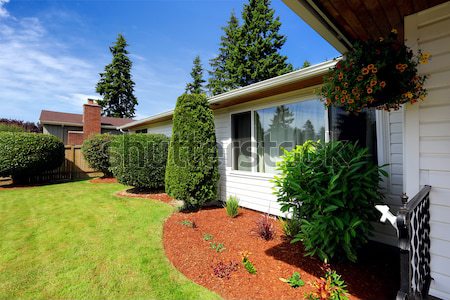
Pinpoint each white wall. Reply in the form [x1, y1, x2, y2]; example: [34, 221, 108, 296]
[405, 3, 450, 298]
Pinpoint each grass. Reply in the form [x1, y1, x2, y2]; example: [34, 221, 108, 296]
[0, 180, 219, 300]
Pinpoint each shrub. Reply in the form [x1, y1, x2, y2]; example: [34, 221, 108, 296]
[254, 214, 275, 241]
[109, 133, 169, 190]
[0, 118, 42, 133]
[274, 140, 387, 262]
[81, 134, 116, 177]
[165, 93, 219, 210]
[279, 217, 302, 239]
[0, 132, 64, 181]
[0, 123, 25, 132]
[224, 195, 239, 218]
[306, 263, 349, 300]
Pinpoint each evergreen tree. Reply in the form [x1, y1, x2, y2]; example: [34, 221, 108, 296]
[303, 120, 316, 141]
[185, 56, 206, 94]
[207, 12, 242, 95]
[237, 0, 293, 86]
[96, 34, 137, 118]
[302, 60, 311, 68]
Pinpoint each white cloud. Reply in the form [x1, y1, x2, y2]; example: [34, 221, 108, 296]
[0, 0, 9, 18]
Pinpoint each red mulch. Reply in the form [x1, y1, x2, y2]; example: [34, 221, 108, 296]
[89, 177, 118, 184]
[163, 207, 399, 300]
[115, 189, 174, 204]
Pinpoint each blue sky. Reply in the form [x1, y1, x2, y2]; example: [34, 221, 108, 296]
[0, 0, 340, 122]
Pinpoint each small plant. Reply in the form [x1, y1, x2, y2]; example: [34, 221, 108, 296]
[210, 242, 226, 253]
[306, 263, 349, 300]
[240, 251, 257, 274]
[279, 217, 302, 238]
[255, 214, 275, 240]
[224, 195, 240, 218]
[203, 233, 214, 241]
[279, 272, 305, 288]
[211, 261, 239, 279]
[180, 220, 197, 228]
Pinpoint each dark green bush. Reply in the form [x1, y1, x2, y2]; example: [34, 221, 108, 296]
[109, 133, 169, 190]
[274, 140, 387, 262]
[165, 93, 219, 210]
[81, 134, 115, 177]
[0, 132, 65, 180]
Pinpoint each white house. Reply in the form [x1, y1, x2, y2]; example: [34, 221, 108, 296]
[120, 1, 450, 298]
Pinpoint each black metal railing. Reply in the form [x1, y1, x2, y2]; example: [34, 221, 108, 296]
[396, 185, 432, 300]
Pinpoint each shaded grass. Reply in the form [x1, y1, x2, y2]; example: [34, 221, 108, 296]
[0, 180, 219, 300]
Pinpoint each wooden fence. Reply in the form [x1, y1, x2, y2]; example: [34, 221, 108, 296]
[25, 145, 101, 183]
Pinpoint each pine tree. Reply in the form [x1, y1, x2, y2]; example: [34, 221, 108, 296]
[96, 34, 138, 118]
[185, 56, 206, 94]
[238, 0, 293, 86]
[302, 60, 311, 68]
[207, 12, 242, 95]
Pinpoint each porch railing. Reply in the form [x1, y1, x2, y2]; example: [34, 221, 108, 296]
[396, 185, 432, 300]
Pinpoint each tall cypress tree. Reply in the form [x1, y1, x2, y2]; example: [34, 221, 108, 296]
[96, 34, 138, 118]
[185, 56, 206, 94]
[238, 0, 293, 85]
[207, 12, 241, 96]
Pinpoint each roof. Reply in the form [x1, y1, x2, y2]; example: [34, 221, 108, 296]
[283, 0, 448, 53]
[39, 110, 134, 128]
[119, 59, 338, 130]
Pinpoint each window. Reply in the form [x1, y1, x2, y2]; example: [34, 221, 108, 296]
[231, 112, 252, 171]
[254, 99, 326, 173]
[328, 107, 378, 163]
[135, 129, 148, 134]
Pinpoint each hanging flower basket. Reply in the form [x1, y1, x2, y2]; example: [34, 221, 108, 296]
[321, 30, 430, 112]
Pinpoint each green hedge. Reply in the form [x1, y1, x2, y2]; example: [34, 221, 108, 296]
[81, 134, 115, 177]
[109, 133, 169, 190]
[274, 140, 387, 262]
[165, 93, 219, 209]
[0, 132, 65, 180]
[0, 123, 25, 132]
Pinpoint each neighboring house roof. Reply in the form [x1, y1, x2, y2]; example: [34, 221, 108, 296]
[39, 110, 134, 128]
[120, 59, 338, 130]
[282, 0, 448, 53]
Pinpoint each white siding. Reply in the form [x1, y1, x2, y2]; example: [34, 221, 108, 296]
[137, 121, 173, 136]
[405, 3, 450, 298]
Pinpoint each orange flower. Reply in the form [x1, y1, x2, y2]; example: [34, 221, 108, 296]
[395, 64, 402, 70]
[335, 86, 341, 92]
[370, 80, 377, 87]
[372, 67, 378, 74]
[380, 81, 386, 88]
[420, 52, 431, 64]
[367, 64, 374, 70]
[391, 28, 398, 34]
[342, 90, 347, 95]
[362, 68, 369, 75]
[338, 72, 344, 80]
[357, 75, 364, 81]
[343, 82, 349, 88]
[367, 87, 373, 94]
[352, 88, 358, 95]
[340, 98, 346, 104]
[335, 95, 340, 100]
[348, 98, 354, 104]
[405, 92, 413, 99]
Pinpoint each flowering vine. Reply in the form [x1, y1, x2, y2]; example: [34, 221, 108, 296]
[321, 29, 430, 112]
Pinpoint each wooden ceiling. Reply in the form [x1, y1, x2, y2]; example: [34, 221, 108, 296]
[312, 0, 448, 42]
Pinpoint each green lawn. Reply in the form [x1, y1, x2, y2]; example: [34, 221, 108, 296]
[0, 180, 219, 300]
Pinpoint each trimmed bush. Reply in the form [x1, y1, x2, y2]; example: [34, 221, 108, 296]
[0, 132, 65, 180]
[81, 134, 115, 177]
[274, 140, 387, 262]
[165, 93, 219, 210]
[109, 133, 169, 190]
[0, 123, 25, 132]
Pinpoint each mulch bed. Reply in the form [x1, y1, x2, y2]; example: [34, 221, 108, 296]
[164, 207, 399, 300]
[115, 188, 175, 204]
[89, 177, 118, 184]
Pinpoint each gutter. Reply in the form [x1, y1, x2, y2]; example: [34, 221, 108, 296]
[119, 58, 339, 130]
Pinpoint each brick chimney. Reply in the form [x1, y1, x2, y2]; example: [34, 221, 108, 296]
[83, 99, 101, 140]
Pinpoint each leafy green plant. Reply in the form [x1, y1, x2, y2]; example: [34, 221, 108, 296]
[279, 217, 302, 239]
[203, 233, 214, 241]
[224, 195, 240, 218]
[306, 263, 349, 300]
[81, 134, 116, 177]
[165, 93, 219, 210]
[274, 140, 387, 262]
[210, 242, 226, 253]
[279, 272, 305, 288]
[180, 220, 197, 228]
[109, 133, 169, 190]
[0, 132, 64, 182]
[240, 251, 256, 274]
